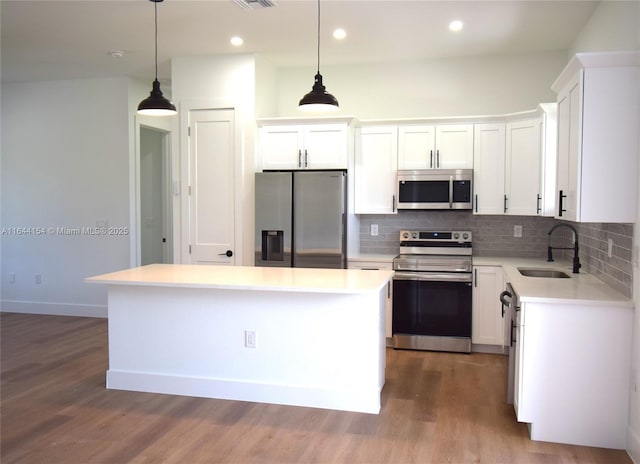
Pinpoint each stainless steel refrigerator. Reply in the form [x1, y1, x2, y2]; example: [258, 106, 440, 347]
[255, 170, 347, 269]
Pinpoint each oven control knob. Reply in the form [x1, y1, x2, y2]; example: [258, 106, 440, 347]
[453, 232, 460, 240]
[411, 232, 418, 239]
[402, 231, 410, 239]
[463, 233, 469, 240]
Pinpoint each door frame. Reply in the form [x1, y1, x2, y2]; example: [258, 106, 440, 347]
[179, 99, 244, 265]
[133, 115, 174, 267]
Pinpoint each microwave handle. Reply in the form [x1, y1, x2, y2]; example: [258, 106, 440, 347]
[449, 175, 453, 209]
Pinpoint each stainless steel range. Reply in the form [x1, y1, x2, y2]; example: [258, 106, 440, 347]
[392, 230, 473, 353]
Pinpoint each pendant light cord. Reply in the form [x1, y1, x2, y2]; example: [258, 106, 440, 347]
[316, 0, 320, 74]
[154, 0, 159, 80]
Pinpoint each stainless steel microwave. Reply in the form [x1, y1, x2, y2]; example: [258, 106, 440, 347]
[397, 169, 473, 210]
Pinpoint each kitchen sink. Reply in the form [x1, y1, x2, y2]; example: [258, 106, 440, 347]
[517, 267, 571, 278]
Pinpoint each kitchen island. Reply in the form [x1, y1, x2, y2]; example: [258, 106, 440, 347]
[86, 264, 393, 414]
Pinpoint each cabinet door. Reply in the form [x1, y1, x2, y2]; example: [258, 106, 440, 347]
[398, 125, 435, 169]
[348, 261, 394, 339]
[555, 73, 581, 221]
[472, 266, 505, 346]
[473, 123, 505, 215]
[303, 124, 348, 169]
[505, 118, 542, 216]
[355, 126, 398, 214]
[260, 125, 304, 170]
[435, 124, 474, 169]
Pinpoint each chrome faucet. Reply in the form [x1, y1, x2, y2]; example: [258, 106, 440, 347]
[547, 223, 581, 273]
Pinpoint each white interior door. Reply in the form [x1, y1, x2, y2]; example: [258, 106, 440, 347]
[188, 108, 235, 265]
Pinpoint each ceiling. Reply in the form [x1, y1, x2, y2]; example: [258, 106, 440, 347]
[1, 0, 601, 85]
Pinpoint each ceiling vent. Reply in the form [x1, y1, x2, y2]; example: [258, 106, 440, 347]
[233, 0, 276, 9]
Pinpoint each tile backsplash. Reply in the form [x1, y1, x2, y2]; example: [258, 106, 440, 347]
[357, 211, 634, 298]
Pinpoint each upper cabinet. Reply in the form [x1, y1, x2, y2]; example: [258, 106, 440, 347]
[552, 52, 639, 223]
[473, 105, 556, 217]
[259, 121, 350, 170]
[354, 126, 398, 214]
[504, 117, 542, 216]
[398, 124, 474, 170]
[473, 123, 506, 215]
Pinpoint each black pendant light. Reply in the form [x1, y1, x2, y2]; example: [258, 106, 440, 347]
[138, 0, 176, 116]
[298, 0, 339, 112]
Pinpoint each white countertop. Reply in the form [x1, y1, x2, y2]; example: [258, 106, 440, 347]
[473, 257, 633, 307]
[86, 264, 394, 294]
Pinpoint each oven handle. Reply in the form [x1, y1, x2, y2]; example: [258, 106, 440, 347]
[393, 271, 472, 283]
[499, 290, 512, 307]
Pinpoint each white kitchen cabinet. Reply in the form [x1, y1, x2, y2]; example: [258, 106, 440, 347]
[513, 298, 633, 449]
[471, 266, 505, 346]
[504, 117, 541, 216]
[354, 126, 398, 214]
[398, 124, 473, 170]
[472, 123, 505, 215]
[259, 123, 349, 170]
[348, 260, 394, 339]
[552, 51, 639, 223]
[537, 103, 557, 217]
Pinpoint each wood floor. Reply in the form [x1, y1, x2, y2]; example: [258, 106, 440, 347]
[1, 313, 632, 464]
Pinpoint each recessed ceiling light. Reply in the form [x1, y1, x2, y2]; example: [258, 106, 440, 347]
[230, 36, 244, 46]
[333, 28, 347, 40]
[449, 20, 463, 32]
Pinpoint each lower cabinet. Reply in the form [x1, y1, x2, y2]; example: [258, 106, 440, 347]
[472, 265, 506, 347]
[348, 260, 393, 339]
[514, 299, 633, 449]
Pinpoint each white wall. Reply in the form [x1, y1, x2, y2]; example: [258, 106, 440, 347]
[273, 51, 568, 119]
[569, 0, 640, 57]
[0, 77, 141, 316]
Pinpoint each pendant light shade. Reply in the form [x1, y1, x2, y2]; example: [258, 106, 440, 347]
[299, 0, 339, 112]
[138, 0, 176, 116]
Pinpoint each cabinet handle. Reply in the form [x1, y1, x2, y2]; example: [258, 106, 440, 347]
[387, 281, 391, 299]
[430, 150, 434, 168]
[436, 149, 440, 168]
[473, 268, 477, 287]
[536, 194, 542, 214]
[298, 149, 302, 168]
[511, 321, 516, 347]
[392, 194, 396, 212]
[475, 194, 478, 213]
[504, 195, 508, 213]
[304, 149, 309, 168]
[558, 189, 567, 217]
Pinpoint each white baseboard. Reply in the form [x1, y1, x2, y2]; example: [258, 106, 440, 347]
[106, 369, 382, 414]
[0, 300, 107, 318]
[628, 423, 640, 464]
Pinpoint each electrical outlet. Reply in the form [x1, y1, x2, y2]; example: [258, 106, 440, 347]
[371, 224, 379, 236]
[35, 274, 42, 285]
[245, 330, 256, 348]
[8, 273, 15, 284]
[607, 239, 613, 258]
[513, 225, 523, 238]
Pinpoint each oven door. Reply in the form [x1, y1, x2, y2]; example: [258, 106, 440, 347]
[392, 272, 472, 352]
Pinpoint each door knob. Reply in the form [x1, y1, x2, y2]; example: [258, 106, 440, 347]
[219, 250, 233, 257]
